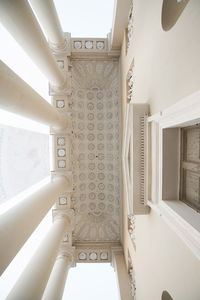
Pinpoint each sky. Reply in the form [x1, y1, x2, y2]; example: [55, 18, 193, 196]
[0, 0, 118, 299]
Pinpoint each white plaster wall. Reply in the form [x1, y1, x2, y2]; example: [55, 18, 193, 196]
[120, 0, 200, 299]
[136, 211, 200, 300]
[127, 0, 200, 114]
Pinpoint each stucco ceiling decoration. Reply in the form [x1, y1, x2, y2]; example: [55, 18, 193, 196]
[71, 60, 121, 242]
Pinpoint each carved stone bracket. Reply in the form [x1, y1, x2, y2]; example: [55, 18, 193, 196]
[127, 69, 134, 102]
[128, 254, 136, 299]
[128, 214, 136, 245]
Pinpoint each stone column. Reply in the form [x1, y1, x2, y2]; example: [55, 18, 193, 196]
[7, 210, 74, 300]
[0, 0, 65, 87]
[0, 61, 67, 129]
[0, 176, 71, 275]
[42, 246, 75, 300]
[112, 248, 132, 300]
[29, 0, 66, 51]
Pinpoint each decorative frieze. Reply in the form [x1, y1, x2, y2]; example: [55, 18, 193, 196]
[52, 94, 72, 114]
[127, 0, 134, 52]
[59, 196, 67, 205]
[75, 248, 110, 263]
[122, 103, 150, 216]
[51, 134, 72, 172]
[55, 192, 72, 211]
[71, 38, 107, 53]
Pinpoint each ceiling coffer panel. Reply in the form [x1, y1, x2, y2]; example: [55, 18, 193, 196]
[71, 60, 121, 242]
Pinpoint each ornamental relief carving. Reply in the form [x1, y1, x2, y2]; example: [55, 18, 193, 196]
[127, 0, 134, 52]
[127, 69, 134, 102]
[72, 60, 119, 91]
[128, 214, 136, 248]
[71, 60, 121, 242]
[72, 39, 106, 52]
[128, 254, 136, 299]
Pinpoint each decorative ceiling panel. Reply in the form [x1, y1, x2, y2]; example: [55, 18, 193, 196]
[71, 60, 121, 242]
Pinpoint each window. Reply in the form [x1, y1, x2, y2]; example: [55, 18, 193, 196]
[180, 124, 200, 212]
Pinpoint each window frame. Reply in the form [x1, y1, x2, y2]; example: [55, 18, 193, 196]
[147, 91, 200, 259]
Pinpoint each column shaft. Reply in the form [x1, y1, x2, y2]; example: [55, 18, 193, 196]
[0, 61, 67, 129]
[42, 255, 71, 300]
[0, 176, 68, 275]
[0, 0, 65, 87]
[113, 251, 132, 300]
[7, 216, 70, 300]
[30, 0, 65, 49]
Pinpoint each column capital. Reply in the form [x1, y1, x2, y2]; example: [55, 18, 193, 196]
[51, 173, 72, 192]
[57, 245, 76, 267]
[49, 72, 72, 96]
[49, 33, 71, 56]
[52, 209, 75, 231]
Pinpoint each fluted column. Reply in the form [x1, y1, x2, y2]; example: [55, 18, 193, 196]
[7, 210, 74, 300]
[0, 0, 65, 87]
[0, 176, 71, 275]
[29, 0, 66, 51]
[42, 246, 75, 300]
[0, 61, 67, 129]
[112, 248, 132, 300]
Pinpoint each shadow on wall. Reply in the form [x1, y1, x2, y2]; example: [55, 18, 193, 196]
[162, 0, 191, 31]
[162, 290, 173, 300]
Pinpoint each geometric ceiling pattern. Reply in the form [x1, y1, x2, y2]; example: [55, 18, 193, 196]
[71, 59, 121, 241]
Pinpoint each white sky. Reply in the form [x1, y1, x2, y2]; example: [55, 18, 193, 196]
[54, 0, 115, 38]
[0, 0, 118, 299]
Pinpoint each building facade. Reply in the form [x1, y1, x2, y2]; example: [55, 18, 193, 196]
[0, 0, 200, 299]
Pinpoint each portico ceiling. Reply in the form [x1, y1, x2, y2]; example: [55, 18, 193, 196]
[71, 59, 121, 242]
